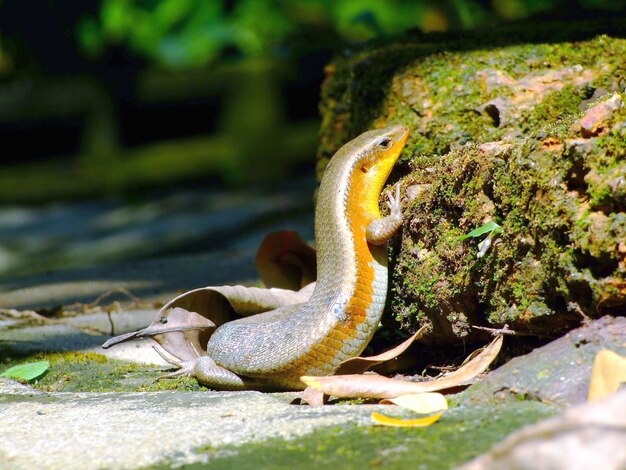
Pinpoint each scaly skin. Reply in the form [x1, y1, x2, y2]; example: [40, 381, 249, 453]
[192, 124, 409, 390]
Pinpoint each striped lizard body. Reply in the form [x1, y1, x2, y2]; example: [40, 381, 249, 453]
[198, 124, 409, 390]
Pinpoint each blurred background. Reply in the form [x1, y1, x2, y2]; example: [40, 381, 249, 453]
[0, 0, 623, 282]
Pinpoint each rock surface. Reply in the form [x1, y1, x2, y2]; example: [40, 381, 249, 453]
[318, 25, 626, 343]
[0, 375, 559, 470]
[461, 316, 626, 407]
[0, 178, 315, 308]
[0, 382, 378, 469]
[1, 302, 619, 468]
[460, 390, 626, 470]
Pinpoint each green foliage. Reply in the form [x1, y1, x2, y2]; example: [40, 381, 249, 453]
[78, 0, 411, 67]
[190, 402, 557, 470]
[459, 221, 503, 241]
[73, 0, 522, 68]
[460, 221, 503, 258]
[0, 361, 49, 381]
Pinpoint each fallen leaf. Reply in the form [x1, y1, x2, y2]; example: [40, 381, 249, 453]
[1, 361, 49, 381]
[380, 392, 448, 413]
[103, 283, 315, 363]
[256, 231, 317, 290]
[588, 349, 626, 401]
[371, 411, 442, 427]
[102, 307, 215, 347]
[334, 326, 427, 375]
[301, 335, 503, 399]
[103, 230, 317, 363]
[292, 386, 327, 406]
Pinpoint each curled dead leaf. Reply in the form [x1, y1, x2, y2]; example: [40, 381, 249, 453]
[334, 326, 428, 375]
[255, 230, 317, 290]
[301, 335, 503, 399]
[104, 229, 318, 365]
[102, 307, 216, 362]
[291, 385, 327, 407]
[103, 282, 315, 363]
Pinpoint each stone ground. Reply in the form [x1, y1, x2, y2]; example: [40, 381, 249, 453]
[0, 382, 384, 469]
[0, 177, 316, 309]
[1, 180, 624, 469]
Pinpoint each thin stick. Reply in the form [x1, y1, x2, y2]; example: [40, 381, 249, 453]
[471, 324, 517, 336]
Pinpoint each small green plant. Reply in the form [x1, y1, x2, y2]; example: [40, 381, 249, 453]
[460, 221, 503, 258]
[1, 361, 50, 381]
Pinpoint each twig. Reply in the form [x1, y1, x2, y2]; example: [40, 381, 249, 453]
[568, 302, 591, 322]
[0, 308, 53, 322]
[471, 324, 517, 336]
[106, 311, 115, 336]
[65, 287, 146, 314]
[427, 365, 459, 372]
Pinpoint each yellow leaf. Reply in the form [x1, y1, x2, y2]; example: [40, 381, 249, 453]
[371, 411, 442, 428]
[588, 349, 626, 401]
[380, 392, 448, 413]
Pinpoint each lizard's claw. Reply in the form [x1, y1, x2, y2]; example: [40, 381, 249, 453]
[386, 184, 403, 218]
[155, 359, 196, 382]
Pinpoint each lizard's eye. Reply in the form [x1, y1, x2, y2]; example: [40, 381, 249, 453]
[378, 138, 392, 149]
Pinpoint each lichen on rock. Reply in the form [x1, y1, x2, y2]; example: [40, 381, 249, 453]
[318, 24, 626, 342]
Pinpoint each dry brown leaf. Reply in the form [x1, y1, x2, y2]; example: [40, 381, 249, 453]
[255, 230, 317, 290]
[103, 283, 315, 362]
[173, 284, 314, 318]
[301, 335, 503, 399]
[380, 392, 448, 413]
[334, 326, 428, 375]
[104, 230, 318, 363]
[292, 386, 327, 406]
[588, 349, 626, 401]
[102, 306, 216, 360]
[371, 411, 442, 427]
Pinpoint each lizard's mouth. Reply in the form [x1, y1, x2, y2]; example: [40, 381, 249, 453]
[387, 124, 410, 156]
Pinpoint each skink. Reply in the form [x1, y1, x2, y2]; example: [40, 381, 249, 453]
[103, 124, 409, 391]
[190, 124, 409, 390]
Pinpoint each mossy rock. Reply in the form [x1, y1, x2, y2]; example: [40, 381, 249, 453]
[318, 20, 626, 343]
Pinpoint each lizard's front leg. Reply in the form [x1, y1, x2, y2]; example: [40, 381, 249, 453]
[366, 183, 404, 245]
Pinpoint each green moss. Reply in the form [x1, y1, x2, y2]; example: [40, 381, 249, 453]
[0, 349, 207, 392]
[318, 18, 626, 342]
[170, 402, 556, 469]
[525, 85, 584, 130]
[388, 94, 623, 340]
[318, 26, 626, 174]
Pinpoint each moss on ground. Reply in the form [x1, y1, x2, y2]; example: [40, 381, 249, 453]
[0, 348, 207, 392]
[319, 20, 626, 343]
[168, 401, 556, 470]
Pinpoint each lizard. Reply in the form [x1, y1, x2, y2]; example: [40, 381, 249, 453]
[105, 124, 409, 391]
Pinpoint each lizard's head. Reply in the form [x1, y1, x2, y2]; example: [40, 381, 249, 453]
[316, 124, 410, 234]
[352, 124, 409, 193]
